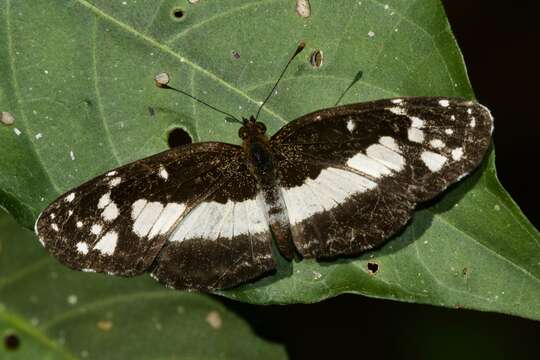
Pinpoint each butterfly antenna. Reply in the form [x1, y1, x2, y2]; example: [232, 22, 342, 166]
[255, 42, 306, 121]
[155, 73, 243, 124]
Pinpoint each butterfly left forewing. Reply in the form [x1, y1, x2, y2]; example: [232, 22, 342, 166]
[270, 97, 493, 258]
[35, 143, 244, 276]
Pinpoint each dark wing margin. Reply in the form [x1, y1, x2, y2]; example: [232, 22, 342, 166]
[270, 97, 493, 258]
[35, 142, 275, 290]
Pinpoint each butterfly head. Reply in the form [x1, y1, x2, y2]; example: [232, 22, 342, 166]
[238, 116, 267, 140]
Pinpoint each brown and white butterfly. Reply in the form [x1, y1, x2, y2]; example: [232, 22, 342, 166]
[35, 96, 493, 291]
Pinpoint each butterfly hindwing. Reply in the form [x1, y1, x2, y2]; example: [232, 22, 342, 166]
[270, 97, 493, 258]
[35, 142, 262, 278]
[150, 162, 275, 291]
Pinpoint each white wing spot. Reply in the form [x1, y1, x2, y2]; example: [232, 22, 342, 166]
[388, 107, 406, 115]
[76, 221, 83, 228]
[469, 117, 476, 128]
[429, 139, 445, 149]
[346, 119, 356, 133]
[445, 128, 454, 135]
[106, 171, 118, 177]
[421, 151, 448, 172]
[98, 192, 112, 209]
[51, 223, 59, 232]
[131, 199, 147, 220]
[108, 177, 122, 187]
[451, 115, 456, 121]
[159, 165, 169, 180]
[65, 192, 76, 203]
[133, 202, 164, 237]
[438, 99, 450, 107]
[379, 136, 401, 153]
[170, 198, 267, 242]
[90, 224, 103, 236]
[467, 108, 473, 114]
[281, 168, 376, 225]
[102, 202, 119, 222]
[50, 213, 56, 219]
[452, 147, 464, 161]
[407, 127, 424, 143]
[391, 99, 403, 104]
[411, 117, 424, 128]
[94, 231, 118, 256]
[366, 144, 405, 171]
[76, 242, 89, 255]
[347, 153, 392, 178]
[148, 203, 186, 239]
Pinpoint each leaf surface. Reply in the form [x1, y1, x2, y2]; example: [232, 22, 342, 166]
[0, 0, 538, 319]
[0, 210, 286, 359]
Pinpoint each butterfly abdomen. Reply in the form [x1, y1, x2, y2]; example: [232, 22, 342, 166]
[242, 136, 296, 260]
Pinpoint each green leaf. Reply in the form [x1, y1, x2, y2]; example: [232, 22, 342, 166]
[0, 210, 287, 359]
[0, 0, 538, 319]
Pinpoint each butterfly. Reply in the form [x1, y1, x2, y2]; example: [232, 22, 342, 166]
[34, 44, 493, 291]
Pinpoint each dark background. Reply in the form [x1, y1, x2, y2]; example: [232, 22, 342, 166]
[223, 1, 540, 359]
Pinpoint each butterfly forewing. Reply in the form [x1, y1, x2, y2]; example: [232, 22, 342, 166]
[35, 143, 256, 277]
[270, 97, 493, 258]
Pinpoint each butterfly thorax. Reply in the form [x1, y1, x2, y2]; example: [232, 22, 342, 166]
[239, 116, 296, 259]
[239, 116, 273, 176]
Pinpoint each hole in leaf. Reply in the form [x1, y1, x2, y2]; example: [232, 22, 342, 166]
[309, 49, 323, 68]
[4, 334, 20, 351]
[232, 51, 241, 59]
[167, 128, 192, 148]
[148, 106, 155, 117]
[367, 262, 379, 274]
[171, 8, 185, 20]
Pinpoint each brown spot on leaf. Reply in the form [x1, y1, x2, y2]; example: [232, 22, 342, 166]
[296, 0, 311, 17]
[1, 111, 15, 126]
[206, 310, 222, 330]
[154, 72, 170, 88]
[97, 320, 113, 332]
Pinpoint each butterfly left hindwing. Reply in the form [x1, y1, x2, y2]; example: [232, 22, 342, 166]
[270, 97, 493, 258]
